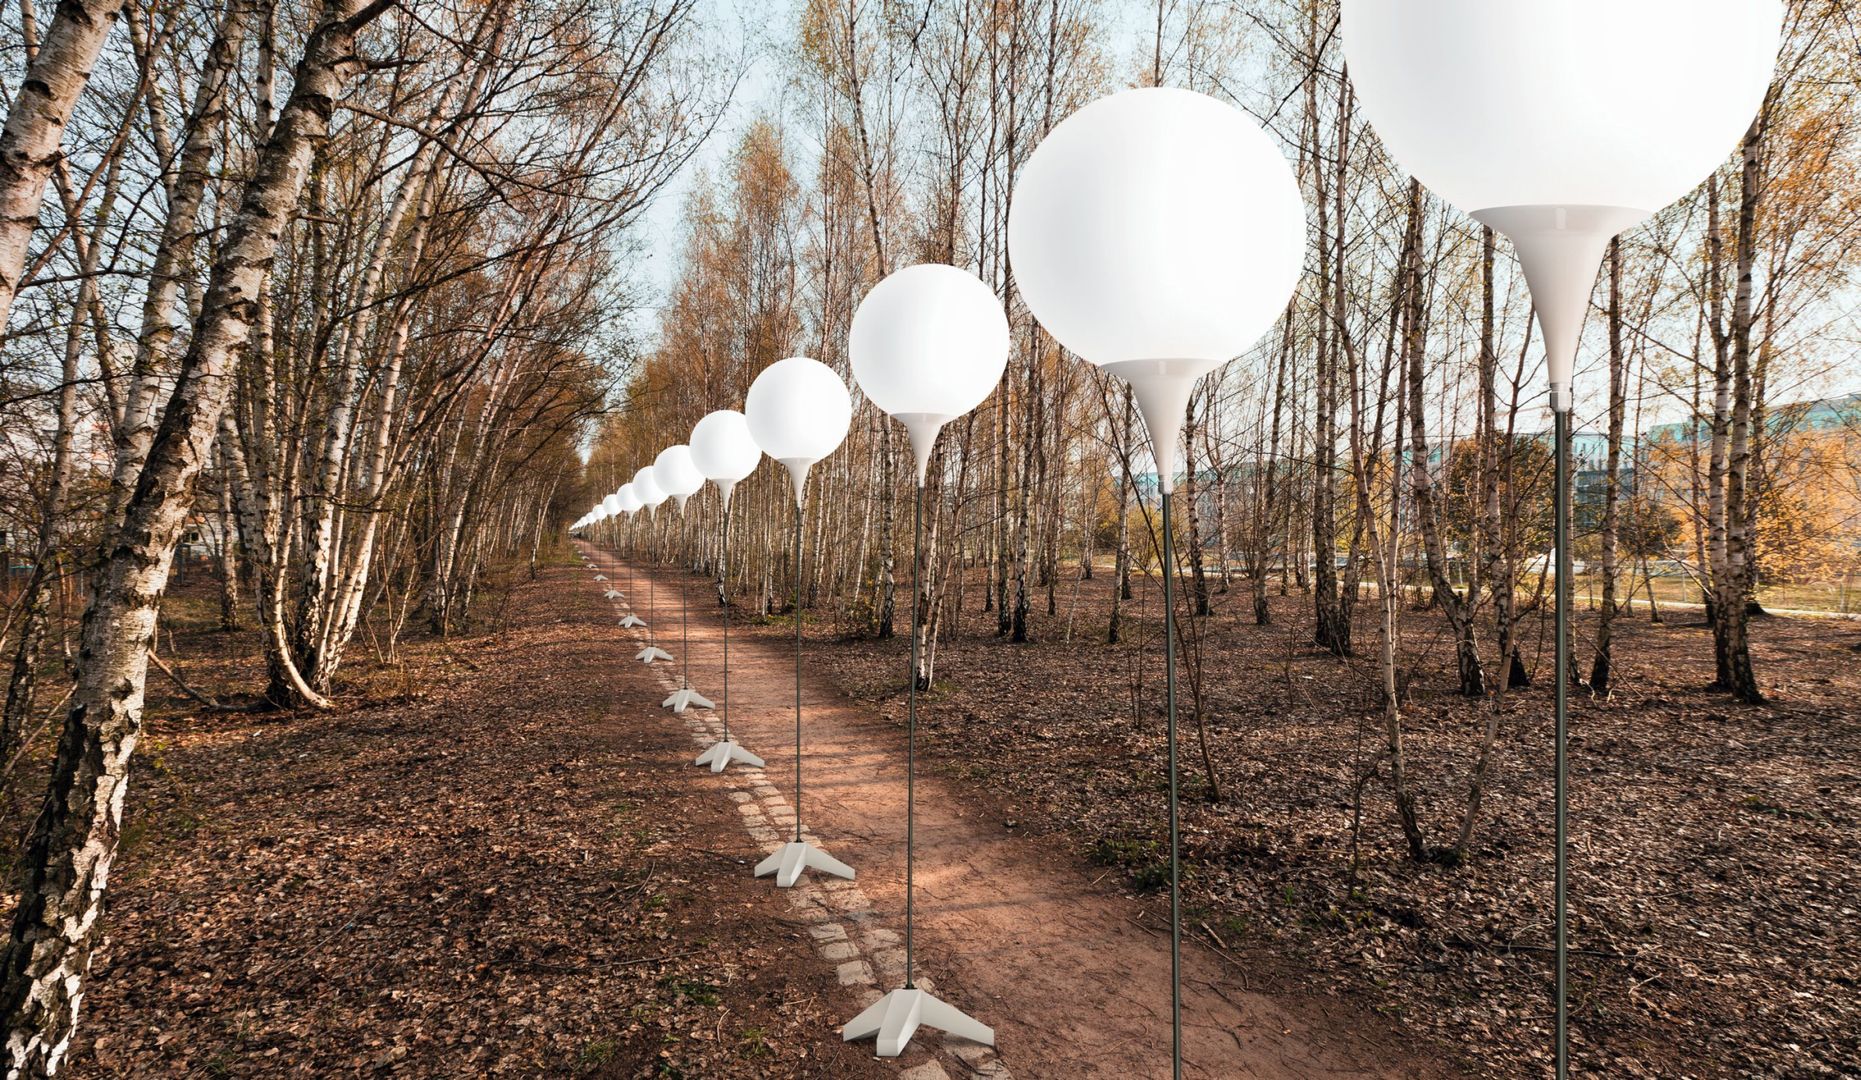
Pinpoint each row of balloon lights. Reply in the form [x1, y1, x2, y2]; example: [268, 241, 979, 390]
[567, 2, 1781, 1069]
[574, 1, 1778, 526]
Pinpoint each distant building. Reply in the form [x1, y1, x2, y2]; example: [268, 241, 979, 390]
[1114, 393, 1861, 567]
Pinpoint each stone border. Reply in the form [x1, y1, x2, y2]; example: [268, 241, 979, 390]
[592, 554, 1011, 1080]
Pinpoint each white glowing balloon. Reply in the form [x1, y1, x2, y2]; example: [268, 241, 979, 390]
[632, 467, 666, 508]
[1340, 0, 1780, 406]
[618, 484, 641, 514]
[1008, 87, 1305, 492]
[690, 409, 763, 507]
[1342, 0, 1779, 217]
[851, 263, 1010, 483]
[745, 357, 852, 504]
[653, 444, 703, 508]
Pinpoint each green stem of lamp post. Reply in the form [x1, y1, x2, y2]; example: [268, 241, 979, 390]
[1161, 490, 1181, 1080]
[1554, 408, 1570, 1080]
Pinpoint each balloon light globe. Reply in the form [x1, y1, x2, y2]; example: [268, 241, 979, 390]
[632, 466, 666, 508]
[851, 264, 1011, 483]
[1340, 0, 1780, 408]
[1340, 6, 1781, 1078]
[618, 484, 641, 514]
[843, 260, 1009, 1058]
[652, 444, 712, 712]
[626, 467, 671, 662]
[745, 356, 852, 504]
[1007, 85, 1305, 1077]
[746, 357, 857, 890]
[1008, 86, 1304, 492]
[653, 445, 704, 507]
[690, 410, 763, 507]
[687, 410, 764, 772]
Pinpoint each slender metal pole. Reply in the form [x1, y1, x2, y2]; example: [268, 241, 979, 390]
[1161, 490, 1181, 1080]
[1554, 408, 1570, 1080]
[680, 510, 691, 690]
[794, 494, 804, 843]
[721, 499, 731, 743]
[906, 482, 923, 989]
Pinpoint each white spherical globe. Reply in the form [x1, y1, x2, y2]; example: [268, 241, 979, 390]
[632, 467, 665, 507]
[617, 484, 641, 514]
[851, 264, 1010, 420]
[601, 494, 621, 516]
[745, 357, 852, 464]
[1341, 0, 1780, 216]
[1007, 87, 1305, 376]
[690, 410, 762, 483]
[653, 445, 703, 499]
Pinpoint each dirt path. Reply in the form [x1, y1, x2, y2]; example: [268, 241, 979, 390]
[68, 557, 889, 1078]
[591, 547, 1443, 1080]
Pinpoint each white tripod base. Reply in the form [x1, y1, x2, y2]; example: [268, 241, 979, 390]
[843, 986, 994, 1058]
[694, 739, 764, 773]
[619, 615, 646, 628]
[593, 574, 607, 581]
[636, 646, 673, 664]
[754, 841, 854, 888]
[661, 687, 715, 713]
[604, 589, 623, 600]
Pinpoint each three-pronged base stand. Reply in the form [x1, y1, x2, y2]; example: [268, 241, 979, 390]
[754, 841, 854, 887]
[604, 589, 624, 600]
[619, 615, 645, 628]
[694, 739, 763, 773]
[662, 687, 714, 713]
[593, 574, 608, 581]
[843, 986, 994, 1058]
[636, 645, 673, 664]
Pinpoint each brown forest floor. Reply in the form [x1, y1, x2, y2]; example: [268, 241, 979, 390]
[0, 546, 1851, 1077]
[5, 554, 891, 1078]
[602, 548, 1437, 1080]
[729, 561, 1860, 1079]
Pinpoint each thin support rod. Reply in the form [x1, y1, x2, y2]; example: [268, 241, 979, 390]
[680, 513, 691, 689]
[905, 482, 923, 989]
[1554, 408, 1570, 1080]
[1161, 491, 1181, 1080]
[794, 497, 804, 843]
[721, 501, 731, 742]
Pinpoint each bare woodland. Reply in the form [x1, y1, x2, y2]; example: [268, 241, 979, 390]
[0, 0, 1856, 1076]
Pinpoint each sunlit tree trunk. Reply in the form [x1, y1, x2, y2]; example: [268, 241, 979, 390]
[0, 4, 387, 1069]
[0, 0, 129, 333]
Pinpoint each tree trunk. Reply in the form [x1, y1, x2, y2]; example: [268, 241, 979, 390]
[1109, 384, 1134, 642]
[1711, 115, 1765, 704]
[1182, 394, 1210, 617]
[0, 0, 130, 333]
[1704, 117, 1766, 705]
[0, 6, 386, 1069]
[215, 447, 240, 632]
[1591, 238, 1626, 695]
[1398, 179, 1484, 697]
[1308, 23, 1347, 655]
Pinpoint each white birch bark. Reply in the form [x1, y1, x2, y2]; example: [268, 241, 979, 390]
[0, 4, 390, 1070]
